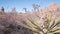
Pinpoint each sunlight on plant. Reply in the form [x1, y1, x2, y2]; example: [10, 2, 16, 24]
[16, 12, 60, 34]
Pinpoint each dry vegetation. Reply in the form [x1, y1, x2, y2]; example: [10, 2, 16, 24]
[0, 3, 60, 34]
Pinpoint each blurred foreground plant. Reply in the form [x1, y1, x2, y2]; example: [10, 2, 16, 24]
[16, 13, 60, 34]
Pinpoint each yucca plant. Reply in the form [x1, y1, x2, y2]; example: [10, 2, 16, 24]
[16, 13, 60, 34]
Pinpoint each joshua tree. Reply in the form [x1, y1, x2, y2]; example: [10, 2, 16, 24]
[36, 4, 40, 11]
[32, 4, 36, 11]
[32, 4, 40, 11]
[11, 7, 17, 16]
[23, 8, 27, 12]
[1, 7, 4, 12]
[0, 7, 4, 14]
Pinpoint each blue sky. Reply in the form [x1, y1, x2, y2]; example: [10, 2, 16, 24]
[0, 0, 60, 12]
